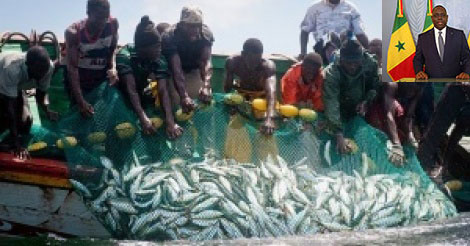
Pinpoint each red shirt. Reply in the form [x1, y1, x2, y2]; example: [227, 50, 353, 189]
[366, 99, 406, 141]
[281, 63, 324, 112]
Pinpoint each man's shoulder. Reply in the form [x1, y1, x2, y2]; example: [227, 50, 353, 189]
[419, 28, 433, 38]
[341, 0, 359, 11]
[447, 26, 465, 36]
[225, 54, 241, 68]
[0, 52, 25, 68]
[363, 52, 378, 68]
[0, 52, 25, 83]
[323, 62, 341, 79]
[66, 19, 85, 33]
[262, 58, 276, 71]
[202, 24, 214, 40]
[306, 1, 326, 14]
[162, 25, 177, 42]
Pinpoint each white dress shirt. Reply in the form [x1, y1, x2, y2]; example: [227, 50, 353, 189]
[300, 0, 365, 42]
[434, 26, 447, 57]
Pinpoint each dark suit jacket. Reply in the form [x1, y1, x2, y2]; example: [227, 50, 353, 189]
[413, 26, 470, 78]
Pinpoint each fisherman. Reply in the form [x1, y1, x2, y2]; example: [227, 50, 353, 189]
[299, 0, 369, 60]
[0, 46, 58, 159]
[368, 39, 382, 68]
[156, 23, 171, 35]
[162, 6, 214, 112]
[323, 39, 379, 154]
[418, 83, 470, 180]
[281, 52, 324, 112]
[116, 16, 183, 139]
[224, 38, 277, 135]
[366, 82, 407, 166]
[368, 38, 382, 80]
[65, 0, 119, 118]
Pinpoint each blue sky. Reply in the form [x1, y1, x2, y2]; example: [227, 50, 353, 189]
[0, 0, 381, 56]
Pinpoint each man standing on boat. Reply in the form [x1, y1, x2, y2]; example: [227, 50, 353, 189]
[162, 6, 214, 112]
[0, 46, 58, 159]
[299, 0, 369, 60]
[116, 16, 183, 139]
[65, 0, 119, 118]
[322, 39, 379, 154]
[224, 38, 278, 135]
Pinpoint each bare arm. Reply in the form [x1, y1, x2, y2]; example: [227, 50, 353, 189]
[108, 20, 119, 71]
[122, 74, 148, 124]
[264, 62, 277, 120]
[383, 95, 401, 145]
[198, 45, 213, 104]
[65, 27, 84, 106]
[224, 57, 235, 93]
[199, 45, 213, 88]
[107, 20, 119, 85]
[260, 61, 277, 135]
[157, 78, 183, 139]
[5, 97, 19, 147]
[169, 54, 189, 99]
[35, 90, 58, 121]
[300, 31, 309, 59]
[356, 33, 369, 49]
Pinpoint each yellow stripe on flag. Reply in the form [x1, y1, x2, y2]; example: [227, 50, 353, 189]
[387, 23, 416, 71]
[468, 32, 470, 49]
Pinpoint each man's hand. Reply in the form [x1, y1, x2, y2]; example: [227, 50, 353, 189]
[46, 110, 59, 121]
[181, 96, 196, 114]
[336, 133, 352, 154]
[456, 72, 470, 80]
[416, 71, 429, 80]
[13, 147, 30, 160]
[408, 132, 419, 149]
[297, 53, 306, 61]
[199, 85, 212, 104]
[141, 117, 157, 135]
[107, 69, 119, 86]
[356, 101, 368, 117]
[78, 100, 94, 118]
[167, 123, 184, 139]
[260, 118, 276, 135]
[387, 141, 406, 167]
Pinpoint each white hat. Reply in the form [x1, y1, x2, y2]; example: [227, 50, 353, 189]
[180, 6, 203, 24]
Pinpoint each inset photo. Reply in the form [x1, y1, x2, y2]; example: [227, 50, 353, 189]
[383, 0, 470, 82]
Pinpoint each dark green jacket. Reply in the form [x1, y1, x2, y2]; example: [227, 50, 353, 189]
[116, 44, 170, 98]
[322, 51, 379, 133]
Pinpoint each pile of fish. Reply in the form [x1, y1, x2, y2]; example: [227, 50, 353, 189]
[69, 152, 458, 241]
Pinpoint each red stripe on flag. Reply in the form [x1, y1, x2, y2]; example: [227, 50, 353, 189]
[398, 0, 404, 17]
[428, 0, 433, 16]
[388, 53, 416, 81]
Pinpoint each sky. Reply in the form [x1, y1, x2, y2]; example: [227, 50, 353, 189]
[0, 0, 381, 56]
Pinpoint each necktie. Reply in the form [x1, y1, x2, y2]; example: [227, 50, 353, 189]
[438, 31, 445, 62]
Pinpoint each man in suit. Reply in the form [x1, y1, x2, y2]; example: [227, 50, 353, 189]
[414, 5, 470, 80]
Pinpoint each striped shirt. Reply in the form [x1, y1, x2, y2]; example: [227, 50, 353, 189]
[69, 18, 118, 92]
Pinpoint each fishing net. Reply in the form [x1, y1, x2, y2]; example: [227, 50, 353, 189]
[28, 83, 457, 241]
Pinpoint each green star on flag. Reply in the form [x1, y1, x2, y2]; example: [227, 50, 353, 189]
[395, 41, 405, 52]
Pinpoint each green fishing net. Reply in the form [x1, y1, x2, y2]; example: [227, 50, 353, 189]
[27, 83, 457, 241]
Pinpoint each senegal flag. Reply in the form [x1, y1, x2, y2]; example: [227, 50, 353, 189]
[423, 0, 433, 33]
[468, 32, 470, 49]
[387, 0, 416, 81]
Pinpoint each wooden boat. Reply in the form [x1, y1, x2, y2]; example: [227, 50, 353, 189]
[0, 152, 110, 237]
